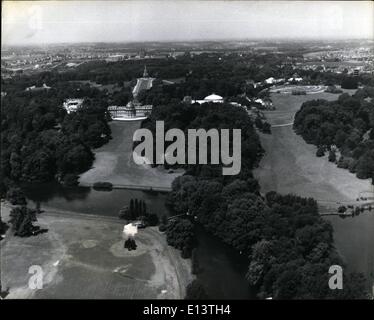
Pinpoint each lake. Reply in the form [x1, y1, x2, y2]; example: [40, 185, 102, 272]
[325, 213, 374, 287]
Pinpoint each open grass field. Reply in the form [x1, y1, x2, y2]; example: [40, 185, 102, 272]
[79, 120, 184, 190]
[0, 203, 193, 299]
[254, 89, 373, 208]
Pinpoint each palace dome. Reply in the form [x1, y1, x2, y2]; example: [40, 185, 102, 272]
[204, 93, 223, 101]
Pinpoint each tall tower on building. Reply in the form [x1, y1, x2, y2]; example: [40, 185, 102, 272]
[132, 66, 154, 98]
[143, 65, 148, 78]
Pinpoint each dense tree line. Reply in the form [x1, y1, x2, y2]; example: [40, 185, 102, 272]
[294, 87, 374, 182]
[119, 198, 159, 226]
[140, 102, 264, 180]
[1, 80, 111, 195]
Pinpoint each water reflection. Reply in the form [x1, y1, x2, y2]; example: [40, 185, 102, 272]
[22, 182, 91, 202]
[195, 225, 254, 299]
[325, 213, 374, 288]
[22, 182, 169, 217]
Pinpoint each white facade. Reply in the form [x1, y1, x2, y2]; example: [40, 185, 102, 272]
[288, 77, 303, 82]
[108, 102, 152, 121]
[63, 98, 84, 114]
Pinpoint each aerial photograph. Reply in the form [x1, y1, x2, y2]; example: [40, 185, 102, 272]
[1, 0, 373, 309]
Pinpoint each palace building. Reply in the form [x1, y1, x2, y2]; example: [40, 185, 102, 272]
[108, 101, 152, 120]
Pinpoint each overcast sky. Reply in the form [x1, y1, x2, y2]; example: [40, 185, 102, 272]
[2, 1, 373, 45]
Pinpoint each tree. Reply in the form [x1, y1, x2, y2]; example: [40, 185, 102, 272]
[130, 199, 134, 217]
[316, 146, 325, 157]
[165, 218, 196, 258]
[134, 199, 139, 218]
[355, 152, 374, 179]
[246, 240, 273, 286]
[142, 201, 147, 216]
[6, 187, 27, 205]
[9, 206, 38, 237]
[341, 77, 358, 90]
[328, 150, 336, 162]
[124, 238, 137, 251]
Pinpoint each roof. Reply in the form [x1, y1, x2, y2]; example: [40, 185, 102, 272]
[204, 93, 223, 101]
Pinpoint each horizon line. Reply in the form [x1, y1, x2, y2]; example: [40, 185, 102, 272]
[2, 37, 373, 48]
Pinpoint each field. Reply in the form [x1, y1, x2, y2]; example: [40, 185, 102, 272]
[0, 203, 193, 299]
[254, 88, 373, 208]
[79, 120, 183, 190]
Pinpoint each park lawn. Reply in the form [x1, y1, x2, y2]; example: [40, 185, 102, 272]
[0, 203, 192, 299]
[79, 120, 184, 190]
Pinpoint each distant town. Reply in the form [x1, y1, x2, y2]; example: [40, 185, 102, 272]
[2, 40, 373, 79]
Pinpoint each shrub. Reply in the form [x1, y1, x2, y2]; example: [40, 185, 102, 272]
[93, 182, 113, 190]
[9, 206, 38, 237]
[328, 150, 336, 162]
[6, 187, 27, 205]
